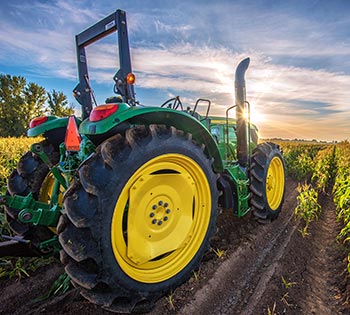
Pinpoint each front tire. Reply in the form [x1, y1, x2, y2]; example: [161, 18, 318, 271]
[5, 140, 59, 245]
[59, 125, 218, 313]
[249, 142, 285, 221]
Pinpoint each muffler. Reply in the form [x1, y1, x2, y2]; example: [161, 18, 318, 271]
[235, 57, 250, 167]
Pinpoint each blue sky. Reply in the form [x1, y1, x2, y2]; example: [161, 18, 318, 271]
[1, 0, 349, 141]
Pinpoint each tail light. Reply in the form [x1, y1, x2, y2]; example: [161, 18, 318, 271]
[29, 116, 48, 128]
[90, 104, 119, 122]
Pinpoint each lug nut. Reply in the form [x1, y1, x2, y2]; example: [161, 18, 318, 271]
[158, 201, 163, 206]
[152, 219, 157, 224]
[166, 209, 171, 214]
[164, 202, 168, 207]
[164, 216, 168, 221]
[152, 205, 157, 210]
[150, 212, 155, 217]
[158, 220, 163, 225]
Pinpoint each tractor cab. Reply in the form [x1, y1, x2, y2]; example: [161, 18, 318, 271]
[160, 94, 258, 163]
[208, 118, 258, 161]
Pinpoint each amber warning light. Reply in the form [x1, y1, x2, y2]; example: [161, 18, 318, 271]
[126, 73, 135, 85]
[65, 116, 81, 151]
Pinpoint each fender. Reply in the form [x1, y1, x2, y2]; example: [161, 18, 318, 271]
[79, 104, 224, 172]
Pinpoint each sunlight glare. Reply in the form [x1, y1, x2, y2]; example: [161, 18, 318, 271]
[244, 106, 266, 126]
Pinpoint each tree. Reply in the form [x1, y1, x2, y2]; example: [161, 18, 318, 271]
[0, 75, 74, 137]
[47, 89, 74, 117]
[0, 75, 46, 137]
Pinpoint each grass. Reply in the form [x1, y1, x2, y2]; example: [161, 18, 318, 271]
[165, 290, 175, 311]
[267, 302, 277, 315]
[280, 292, 291, 307]
[0, 255, 56, 281]
[281, 275, 296, 289]
[212, 247, 226, 259]
[192, 269, 200, 281]
[35, 272, 71, 302]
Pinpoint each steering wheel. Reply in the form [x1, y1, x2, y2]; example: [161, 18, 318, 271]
[160, 96, 183, 110]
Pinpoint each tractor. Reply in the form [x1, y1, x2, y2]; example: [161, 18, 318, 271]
[0, 9, 285, 313]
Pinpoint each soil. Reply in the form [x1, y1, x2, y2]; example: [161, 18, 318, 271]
[0, 177, 349, 315]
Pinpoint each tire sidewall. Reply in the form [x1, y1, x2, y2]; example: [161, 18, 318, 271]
[262, 145, 286, 216]
[250, 142, 286, 220]
[89, 131, 217, 295]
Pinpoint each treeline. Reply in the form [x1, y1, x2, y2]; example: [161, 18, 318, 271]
[0, 74, 74, 137]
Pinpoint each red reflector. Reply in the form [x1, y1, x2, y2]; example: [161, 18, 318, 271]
[29, 116, 48, 128]
[126, 73, 136, 85]
[65, 116, 81, 151]
[90, 104, 118, 122]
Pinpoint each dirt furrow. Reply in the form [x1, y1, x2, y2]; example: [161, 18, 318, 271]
[180, 179, 299, 315]
[299, 194, 345, 315]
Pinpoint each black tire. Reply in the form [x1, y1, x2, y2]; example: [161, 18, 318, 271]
[59, 124, 218, 313]
[249, 142, 285, 221]
[5, 140, 59, 245]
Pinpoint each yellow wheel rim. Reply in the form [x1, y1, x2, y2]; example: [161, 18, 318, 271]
[266, 156, 285, 211]
[111, 154, 212, 283]
[39, 173, 64, 232]
[39, 173, 63, 204]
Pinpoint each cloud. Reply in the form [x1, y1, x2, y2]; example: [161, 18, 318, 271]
[0, 0, 349, 141]
[129, 44, 349, 141]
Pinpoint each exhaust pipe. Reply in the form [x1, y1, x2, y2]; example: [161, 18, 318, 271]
[235, 57, 250, 167]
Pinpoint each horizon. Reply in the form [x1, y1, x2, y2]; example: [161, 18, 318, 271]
[1, 0, 349, 142]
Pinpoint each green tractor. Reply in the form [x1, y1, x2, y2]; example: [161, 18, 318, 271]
[0, 9, 285, 313]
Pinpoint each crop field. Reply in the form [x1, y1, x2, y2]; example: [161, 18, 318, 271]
[0, 137, 42, 188]
[279, 140, 350, 260]
[0, 138, 349, 315]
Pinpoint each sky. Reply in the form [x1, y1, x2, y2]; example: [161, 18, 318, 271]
[0, 0, 349, 141]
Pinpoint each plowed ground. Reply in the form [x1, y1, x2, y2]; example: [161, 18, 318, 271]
[0, 177, 349, 315]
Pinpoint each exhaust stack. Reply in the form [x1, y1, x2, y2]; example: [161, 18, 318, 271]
[235, 57, 250, 167]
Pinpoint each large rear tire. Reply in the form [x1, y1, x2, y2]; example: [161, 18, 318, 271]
[249, 142, 285, 221]
[5, 140, 59, 246]
[59, 125, 218, 313]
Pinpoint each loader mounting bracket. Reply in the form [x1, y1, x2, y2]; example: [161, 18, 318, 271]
[0, 193, 61, 227]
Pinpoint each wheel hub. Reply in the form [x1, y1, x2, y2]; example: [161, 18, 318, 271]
[127, 172, 194, 265]
[149, 200, 171, 226]
[266, 173, 276, 191]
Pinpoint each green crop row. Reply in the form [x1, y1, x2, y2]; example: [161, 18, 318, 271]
[333, 141, 350, 272]
[311, 145, 337, 193]
[294, 183, 321, 237]
[281, 141, 350, 273]
[280, 142, 336, 236]
[281, 143, 325, 180]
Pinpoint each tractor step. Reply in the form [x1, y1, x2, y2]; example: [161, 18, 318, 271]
[0, 235, 42, 257]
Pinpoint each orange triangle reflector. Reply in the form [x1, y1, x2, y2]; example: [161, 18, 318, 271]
[65, 116, 81, 151]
